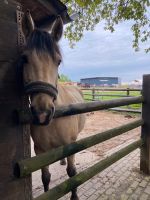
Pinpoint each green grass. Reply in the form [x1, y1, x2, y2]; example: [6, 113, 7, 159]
[82, 89, 141, 110]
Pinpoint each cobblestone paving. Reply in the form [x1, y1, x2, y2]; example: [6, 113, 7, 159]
[33, 149, 150, 200]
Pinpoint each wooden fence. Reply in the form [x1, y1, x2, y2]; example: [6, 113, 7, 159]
[82, 87, 142, 113]
[12, 75, 150, 200]
[2, 1, 148, 200]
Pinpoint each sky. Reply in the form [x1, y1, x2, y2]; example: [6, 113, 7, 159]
[59, 21, 150, 84]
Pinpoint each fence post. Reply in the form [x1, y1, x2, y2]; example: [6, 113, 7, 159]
[92, 88, 95, 101]
[140, 74, 150, 174]
[127, 88, 130, 96]
[127, 88, 130, 108]
[0, 2, 32, 199]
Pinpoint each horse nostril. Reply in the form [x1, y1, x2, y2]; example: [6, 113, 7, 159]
[31, 106, 55, 125]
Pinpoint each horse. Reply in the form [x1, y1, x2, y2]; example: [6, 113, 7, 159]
[19, 11, 85, 200]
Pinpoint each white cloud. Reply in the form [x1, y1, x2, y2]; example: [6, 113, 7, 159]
[59, 21, 150, 83]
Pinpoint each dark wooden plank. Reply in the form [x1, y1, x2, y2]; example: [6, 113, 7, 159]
[0, 1, 32, 198]
[0, 62, 17, 83]
[0, 19, 18, 61]
[0, 0, 17, 21]
[0, 103, 22, 126]
[0, 0, 19, 61]
[0, 94, 31, 200]
[0, 62, 22, 99]
[0, 49, 18, 61]
[0, 110, 31, 200]
[0, 179, 31, 200]
[140, 74, 150, 174]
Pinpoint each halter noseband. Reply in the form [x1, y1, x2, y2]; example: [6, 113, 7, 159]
[24, 81, 58, 100]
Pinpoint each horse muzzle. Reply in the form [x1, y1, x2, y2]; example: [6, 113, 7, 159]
[31, 107, 55, 125]
[24, 81, 57, 125]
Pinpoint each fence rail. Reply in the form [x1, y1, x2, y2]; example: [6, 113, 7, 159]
[18, 96, 143, 124]
[110, 107, 141, 113]
[81, 88, 142, 113]
[81, 88, 142, 91]
[82, 87, 141, 99]
[84, 93, 133, 97]
[15, 119, 143, 178]
[54, 96, 143, 117]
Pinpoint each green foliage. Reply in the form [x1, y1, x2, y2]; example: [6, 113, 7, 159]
[59, 74, 71, 82]
[62, 0, 150, 52]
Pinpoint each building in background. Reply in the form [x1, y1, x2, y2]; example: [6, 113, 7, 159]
[80, 77, 121, 87]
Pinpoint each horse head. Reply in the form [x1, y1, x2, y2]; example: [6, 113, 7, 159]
[20, 10, 63, 125]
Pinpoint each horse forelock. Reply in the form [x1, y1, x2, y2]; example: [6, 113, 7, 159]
[26, 29, 61, 61]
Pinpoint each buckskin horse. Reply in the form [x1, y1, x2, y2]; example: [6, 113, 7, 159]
[19, 11, 85, 200]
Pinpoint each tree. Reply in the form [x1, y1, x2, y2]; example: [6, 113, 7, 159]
[62, 0, 150, 52]
[59, 74, 71, 82]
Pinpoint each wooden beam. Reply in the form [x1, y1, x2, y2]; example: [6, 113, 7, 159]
[140, 74, 150, 174]
[37, 0, 66, 15]
[54, 96, 143, 118]
[0, 1, 32, 199]
[17, 96, 143, 124]
[15, 119, 143, 178]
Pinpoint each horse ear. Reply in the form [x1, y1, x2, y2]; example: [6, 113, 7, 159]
[51, 16, 63, 42]
[22, 10, 35, 39]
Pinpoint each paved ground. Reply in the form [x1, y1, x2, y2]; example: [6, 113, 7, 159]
[32, 111, 150, 200]
[33, 148, 150, 200]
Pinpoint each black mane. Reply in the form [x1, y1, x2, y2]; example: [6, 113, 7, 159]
[26, 29, 60, 60]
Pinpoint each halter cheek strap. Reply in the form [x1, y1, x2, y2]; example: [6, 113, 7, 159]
[24, 81, 58, 100]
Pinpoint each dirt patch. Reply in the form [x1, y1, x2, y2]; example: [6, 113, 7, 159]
[78, 111, 141, 158]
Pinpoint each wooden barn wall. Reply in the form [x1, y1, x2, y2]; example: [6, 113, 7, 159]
[0, 1, 31, 199]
